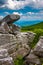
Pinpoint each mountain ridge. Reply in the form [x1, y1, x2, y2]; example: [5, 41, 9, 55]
[21, 22, 43, 32]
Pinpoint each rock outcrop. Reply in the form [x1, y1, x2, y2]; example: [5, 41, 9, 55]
[0, 31, 35, 58]
[0, 14, 43, 65]
[2, 14, 20, 24]
[20, 32, 36, 45]
[0, 14, 20, 34]
[0, 32, 36, 65]
[0, 31, 36, 65]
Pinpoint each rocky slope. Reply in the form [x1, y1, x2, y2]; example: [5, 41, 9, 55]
[0, 31, 35, 56]
[0, 14, 43, 65]
[0, 32, 43, 65]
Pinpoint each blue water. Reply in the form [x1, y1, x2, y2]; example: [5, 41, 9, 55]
[14, 20, 43, 27]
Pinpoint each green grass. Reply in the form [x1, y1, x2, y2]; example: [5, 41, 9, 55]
[14, 55, 24, 65]
[21, 22, 43, 32]
[21, 22, 43, 48]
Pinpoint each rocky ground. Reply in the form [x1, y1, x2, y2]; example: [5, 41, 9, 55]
[0, 14, 43, 65]
[0, 31, 43, 65]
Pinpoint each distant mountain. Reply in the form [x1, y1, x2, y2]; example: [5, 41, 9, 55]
[21, 22, 43, 32]
[14, 20, 43, 27]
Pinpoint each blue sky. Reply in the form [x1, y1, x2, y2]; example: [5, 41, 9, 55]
[0, 0, 43, 21]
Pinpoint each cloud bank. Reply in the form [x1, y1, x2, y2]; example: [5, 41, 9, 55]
[0, 0, 43, 10]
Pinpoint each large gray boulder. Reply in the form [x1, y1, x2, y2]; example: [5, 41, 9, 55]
[2, 14, 20, 24]
[0, 49, 14, 65]
[33, 36, 43, 57]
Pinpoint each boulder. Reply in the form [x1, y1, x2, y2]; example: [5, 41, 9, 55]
[2, 14, 20, 24]
[33, 36, 43, 57]
[0, 49, 14, 65]
[25, 50, 41, 65]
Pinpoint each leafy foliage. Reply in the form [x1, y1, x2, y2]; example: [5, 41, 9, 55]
[21, 22, 43, 32]
[14, 55, 24, 65]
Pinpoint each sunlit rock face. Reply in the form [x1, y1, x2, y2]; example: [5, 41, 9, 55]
[0, 34, 17, 50]
[33, 36, 43, 57]
[0, 49, 14, 65]
[0, 31, 36, 60]
[20, 32, 36, 45]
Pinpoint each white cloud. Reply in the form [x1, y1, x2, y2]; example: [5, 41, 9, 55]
[4, 12, 10, 15]
[26, 11, 43, 16]
[27, 12, 34, 15]
[32, 0, 40, 3]
[32, 0, 43, 9]
[32, 0, 36, 2]
[21, 15, 43, 21]
[0, 0, 43, 10]
[6, 0, 30, 9]
[13, 12, 23, 16]
[20, 11, 43, 21]
[0, 5, 5, 8]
